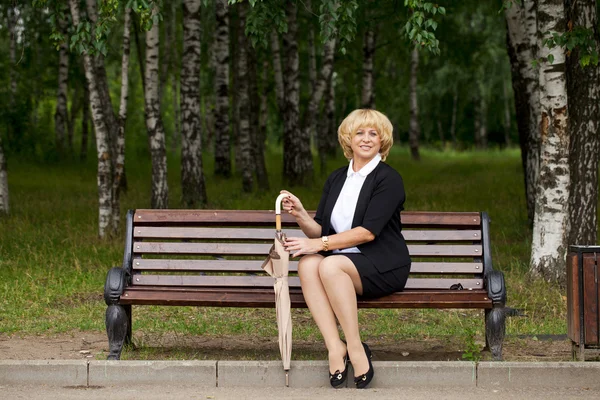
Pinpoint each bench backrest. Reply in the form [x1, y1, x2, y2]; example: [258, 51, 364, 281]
[122, 209, 492, 293]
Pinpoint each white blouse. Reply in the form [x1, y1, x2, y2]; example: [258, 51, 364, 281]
[330, 154, 382, 253]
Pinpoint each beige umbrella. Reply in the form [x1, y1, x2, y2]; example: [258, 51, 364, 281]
[262, 193, 292, 385]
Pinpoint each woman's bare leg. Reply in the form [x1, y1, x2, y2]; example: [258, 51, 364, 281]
[318, 255, 370, 377]
[298, 254, 347, 373]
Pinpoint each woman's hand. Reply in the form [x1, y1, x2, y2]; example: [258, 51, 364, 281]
[280, 190, 307, 219]
[284, 237, 323, 258]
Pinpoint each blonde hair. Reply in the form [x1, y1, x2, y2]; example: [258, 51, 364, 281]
[337, 109, 394, 161]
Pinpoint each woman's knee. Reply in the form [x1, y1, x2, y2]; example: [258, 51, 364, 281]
[298, 254, 322, 279]
[318, 257, 344, 281]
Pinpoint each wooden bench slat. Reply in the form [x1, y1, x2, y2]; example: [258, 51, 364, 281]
[133, 259, 484, 274]
[133, 242, 483, 257]
[133, 226, 481, 242]
[120, 287, 492, 309]
[131, 275, 484, 290]
[133, 210, 481, 228]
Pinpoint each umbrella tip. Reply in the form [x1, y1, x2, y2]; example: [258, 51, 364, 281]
[285, 371, 289, 387]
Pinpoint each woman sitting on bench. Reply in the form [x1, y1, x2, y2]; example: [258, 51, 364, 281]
[282, 108, 411, 389]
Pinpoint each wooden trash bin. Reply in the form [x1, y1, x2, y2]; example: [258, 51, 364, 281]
[567, 245, 600, 361]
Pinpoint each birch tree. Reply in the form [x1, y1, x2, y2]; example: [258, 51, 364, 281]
[236, 2, 254, 192]
[113, 6, 131, 229]
[361, 29, 376, 109]
[530, 0, 570, 284]
[282, 2, 307, 186]
[214, 0, 231, 177]
[69, 0, 113, 238]
[409, 47, 420, 160]
[180, 0, 207, 206]
[566, 0, 600, 246]
[270, 30, 285, 113]
[505, 0, 540, 225]
[54, 13, 69, 154]
[145, 3, 169, 209]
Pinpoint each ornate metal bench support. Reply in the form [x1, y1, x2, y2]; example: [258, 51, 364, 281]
[104, 266, 130, 360]
[485, 270, 506, 361]
[106, 304, 130, 360]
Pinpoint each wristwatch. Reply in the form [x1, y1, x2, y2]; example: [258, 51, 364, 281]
[321, 236, 329, 252]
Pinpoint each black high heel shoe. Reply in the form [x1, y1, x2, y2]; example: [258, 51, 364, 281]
[329, 353, 349, 388]
[354, 342, 374, 389]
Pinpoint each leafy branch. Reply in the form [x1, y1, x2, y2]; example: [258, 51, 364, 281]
[543, 25, 599, 67]
[404, 1, 445, 54]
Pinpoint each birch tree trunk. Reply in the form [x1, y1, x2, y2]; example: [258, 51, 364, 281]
[214, 0, 231, 177]
[300, 37, 336, 166]
[81, 80, 90, 161]
[502, 80, 512, 147]
[270, 31, 285, 113]
[566, 0, 599, 246]
[55, 15, 69, 155]
[409, 47, 420, 161]
[8, 5, 17, 108]
[86, 0, 119, 162]
[145, 5, 169, 209]
[69, 0, 113, 238]
[0, 136, 8, 215]
[361, 29, 376, 109]
[505, 0, 540, 225]
[450, 89, 458, 148]
[318, 71, 337, 174]
[283, 2, 311, 186]
[248, 45, 269, 190]
[112, 7, 131, 231]
[530, 0, 570, 284]
[170, 0, 181, 154]
[180, 0, 207, 206]
[236, 3, 254, 192]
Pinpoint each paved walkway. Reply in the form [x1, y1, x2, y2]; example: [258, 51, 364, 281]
[2, 360, 600, 399]
[3, 385, 600, 400]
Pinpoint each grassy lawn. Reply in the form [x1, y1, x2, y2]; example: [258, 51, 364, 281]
[0, 146, 570, 357]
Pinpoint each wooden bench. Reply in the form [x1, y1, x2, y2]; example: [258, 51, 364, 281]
[104, 209, 507, 361]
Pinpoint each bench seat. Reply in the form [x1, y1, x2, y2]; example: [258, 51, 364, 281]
[104, 209, 507, 361]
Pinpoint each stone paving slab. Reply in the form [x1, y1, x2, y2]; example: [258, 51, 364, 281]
[88, 360, 216, 386]
[366, 361, 476, 388]
[477, 362, 600, 389]
[0, 360, 88, 386]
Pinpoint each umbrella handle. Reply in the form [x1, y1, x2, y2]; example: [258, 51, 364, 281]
[275, 193, 288, 231]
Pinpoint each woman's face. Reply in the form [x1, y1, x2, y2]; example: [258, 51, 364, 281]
[351, 126, 381, 162]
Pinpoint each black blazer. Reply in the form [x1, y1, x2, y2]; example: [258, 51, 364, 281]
[314, 162, 411, 273]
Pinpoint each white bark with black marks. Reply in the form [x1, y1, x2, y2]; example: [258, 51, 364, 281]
[505, 0, 540, 225]
[180, 0, 207, 207]
[214, 0, 231, 177]
[409, 46, 420, 160]
[318, 71, 337, 173]
[530, 0, 570, 284]
[145, 4, 169, 209]
[361, 29, 376, 109]
[70, 0, 113, 238]
[270, 31, 285, 113]
[55, 15, 69, 154]
[282, 2, 311, 186]
[301, 37, 336, 166]
[112, 7, 131, 231]
[566, 0, 599, 246]
[236, 2, 253, 192]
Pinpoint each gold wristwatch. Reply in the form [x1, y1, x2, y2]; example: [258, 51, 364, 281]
[321, 236, 329, 251]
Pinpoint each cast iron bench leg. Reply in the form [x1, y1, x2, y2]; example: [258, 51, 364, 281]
[485, 307, 506, 361]
[106, 304, 129, 360]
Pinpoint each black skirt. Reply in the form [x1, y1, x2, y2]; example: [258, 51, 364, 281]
[340, 252, 410, 298]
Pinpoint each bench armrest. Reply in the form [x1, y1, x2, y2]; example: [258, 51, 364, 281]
[485, 270, 506, 306]
[104, 267, 129, 306]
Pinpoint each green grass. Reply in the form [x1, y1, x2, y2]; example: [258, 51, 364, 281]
[0, 146, 571, 355]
